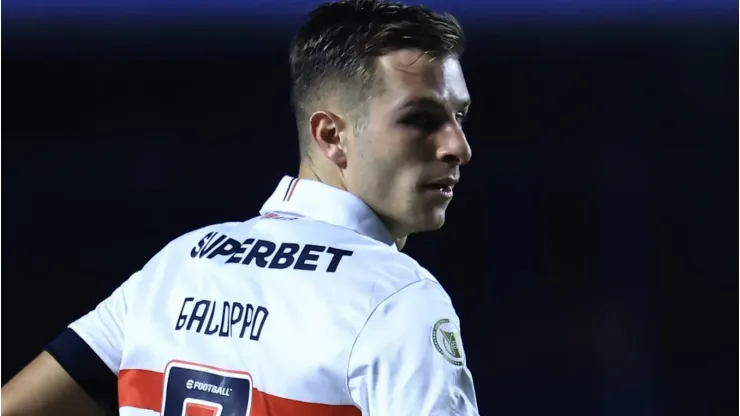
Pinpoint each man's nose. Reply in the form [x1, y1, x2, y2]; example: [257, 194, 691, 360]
[436, 124, 472, 166]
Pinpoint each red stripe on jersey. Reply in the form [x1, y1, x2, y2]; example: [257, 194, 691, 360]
[119, 369, 162, 411]
[118, 368, 360, 416]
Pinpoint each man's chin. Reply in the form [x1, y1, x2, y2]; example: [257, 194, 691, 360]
[415, 209, 447, 232]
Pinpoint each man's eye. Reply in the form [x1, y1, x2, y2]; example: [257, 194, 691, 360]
[401, 112, 445, 133]
[455, 112, 468, 125]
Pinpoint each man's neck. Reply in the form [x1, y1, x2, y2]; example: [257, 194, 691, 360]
[297, 160, 408, 250]
[394, 236, 408, 250]
[297, 161, 346, 191]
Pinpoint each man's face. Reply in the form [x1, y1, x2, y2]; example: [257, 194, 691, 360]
[343, 49, 472, 236]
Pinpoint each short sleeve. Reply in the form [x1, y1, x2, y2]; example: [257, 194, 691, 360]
[347, 280, 479, 416]
[44, 269, 144, 410]
[66, 269, 141, 374]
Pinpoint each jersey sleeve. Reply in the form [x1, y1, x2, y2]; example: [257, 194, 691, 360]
[66, 270, 141, 374]
[44, 269, 143, 410]
[347, 279, 479, 416]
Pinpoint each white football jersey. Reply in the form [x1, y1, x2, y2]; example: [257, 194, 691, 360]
[53, 176, 479, 416]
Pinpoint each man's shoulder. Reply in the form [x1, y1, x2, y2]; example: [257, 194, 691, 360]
[343, 244, 448, 315]
[363, 247, 437, 284]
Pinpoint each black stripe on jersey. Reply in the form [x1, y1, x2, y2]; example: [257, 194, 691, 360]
[45, 328, 118, 413]
[282, 177, 296, 201]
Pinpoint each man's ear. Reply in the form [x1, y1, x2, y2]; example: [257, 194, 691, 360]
[308, 110, 348, 168]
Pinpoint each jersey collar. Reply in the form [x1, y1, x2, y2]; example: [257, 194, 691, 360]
[260, 176, 397, 249]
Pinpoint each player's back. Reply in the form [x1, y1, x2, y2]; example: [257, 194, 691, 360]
[62, 177, 477, 416]
[117, 212, 422, 415]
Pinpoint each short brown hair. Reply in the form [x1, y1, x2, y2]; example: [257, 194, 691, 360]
[289, 0, 466, 156]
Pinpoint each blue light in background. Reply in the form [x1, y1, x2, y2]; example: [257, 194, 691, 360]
[3, 0, 735, 21]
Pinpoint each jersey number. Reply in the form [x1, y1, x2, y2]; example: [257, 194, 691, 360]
[161, 361, 253, 416]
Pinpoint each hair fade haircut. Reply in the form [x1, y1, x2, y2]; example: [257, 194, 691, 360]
[289, 0, 466, 156]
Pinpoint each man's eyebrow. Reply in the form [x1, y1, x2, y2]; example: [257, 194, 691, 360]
[398, 96, 471, 113]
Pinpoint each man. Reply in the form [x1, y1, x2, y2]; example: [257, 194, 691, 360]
[2, 0, 477, 415]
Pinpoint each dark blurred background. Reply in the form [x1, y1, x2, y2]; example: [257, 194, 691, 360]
[2, 0, 738, 415]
